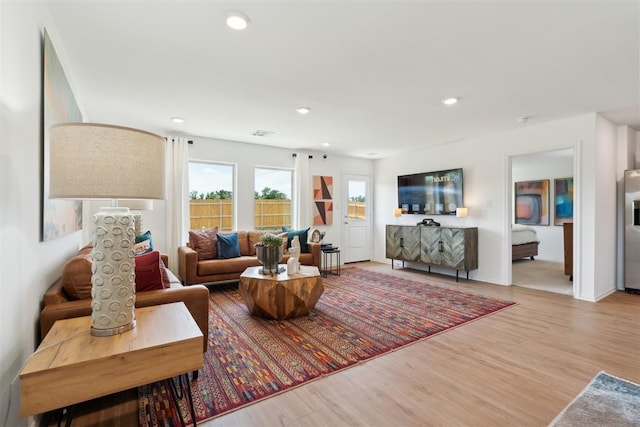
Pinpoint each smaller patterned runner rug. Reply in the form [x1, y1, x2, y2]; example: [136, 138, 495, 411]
[549, 372, 640, 426]
[138, 267, 515, 425]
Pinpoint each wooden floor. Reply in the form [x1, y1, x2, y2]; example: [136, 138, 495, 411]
[43, 262, 640, 427]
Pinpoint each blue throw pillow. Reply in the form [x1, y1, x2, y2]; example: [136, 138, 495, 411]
[134, 230, 153, 256]
[217, 233, 240, 259]
[282, 227, 310, 253]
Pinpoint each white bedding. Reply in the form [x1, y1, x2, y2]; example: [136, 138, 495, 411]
[512, 224, 540, 245]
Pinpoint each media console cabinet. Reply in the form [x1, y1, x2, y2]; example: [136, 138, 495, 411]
[385, 225, 478, 281]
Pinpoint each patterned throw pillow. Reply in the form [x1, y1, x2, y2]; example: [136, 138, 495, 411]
[217, 232, 241, 259]
[134, 230, 153, 256]
[188, 227, 219, 260]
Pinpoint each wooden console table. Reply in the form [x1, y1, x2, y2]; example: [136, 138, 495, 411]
[386, 225, 478, 281]
[20, 302, 203, 422]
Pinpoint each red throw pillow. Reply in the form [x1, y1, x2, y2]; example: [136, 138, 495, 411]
[135, 251, 165, 292]
[188, 227, 219, 260]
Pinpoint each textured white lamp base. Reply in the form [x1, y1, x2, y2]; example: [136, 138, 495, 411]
[91, 207, 136, 336]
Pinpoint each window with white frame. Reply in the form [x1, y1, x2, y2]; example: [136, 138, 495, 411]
[188, 162, 234, 231]
[254, 167, 293, 231]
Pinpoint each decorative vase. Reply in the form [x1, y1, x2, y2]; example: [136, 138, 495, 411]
[256, 245, 283, 274]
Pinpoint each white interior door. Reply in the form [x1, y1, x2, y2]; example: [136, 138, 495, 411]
[342, 174, 371, 263]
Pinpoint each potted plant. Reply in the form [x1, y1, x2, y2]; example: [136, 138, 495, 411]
[255, 233, 284, 274]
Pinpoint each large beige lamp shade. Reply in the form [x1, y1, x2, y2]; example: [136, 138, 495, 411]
[49, 124, 165, 200]
[49, 123, 166, 336]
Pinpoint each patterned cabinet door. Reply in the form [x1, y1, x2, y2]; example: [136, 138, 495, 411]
[385, 225, 403, 259]
[419, 227, 443, 264]
[440, 228, 478, 271]
[386, 225, 420, 261]
[440, 228, 466, 269]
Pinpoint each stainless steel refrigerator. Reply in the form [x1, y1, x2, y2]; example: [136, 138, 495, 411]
[624, 170, 640, 290]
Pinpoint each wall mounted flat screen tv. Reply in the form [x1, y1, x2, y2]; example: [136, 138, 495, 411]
[397, 168, 463, 215]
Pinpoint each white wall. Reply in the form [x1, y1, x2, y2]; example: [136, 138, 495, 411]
[0, 2, 84, 425]
[373, 113, 618, 301]
[512, 150, 574, 260]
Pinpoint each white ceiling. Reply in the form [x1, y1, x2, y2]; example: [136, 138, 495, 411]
[47, 0, 640, 159]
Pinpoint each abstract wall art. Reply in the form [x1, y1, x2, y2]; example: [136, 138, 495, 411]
[313, 175, 333, 225]
[554, 177, 574, 225]
[42, 28, 83, 241]
[514, 180, 549, 226]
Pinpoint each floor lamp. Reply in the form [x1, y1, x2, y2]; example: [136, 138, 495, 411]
[49, 123, 166, 336]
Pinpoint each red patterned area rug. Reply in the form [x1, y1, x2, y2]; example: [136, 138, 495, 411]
[138, 267, 515, 426]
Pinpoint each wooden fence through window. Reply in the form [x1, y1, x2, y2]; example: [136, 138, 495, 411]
[190, 199, 365, 230]
[189, 199, 291, 231]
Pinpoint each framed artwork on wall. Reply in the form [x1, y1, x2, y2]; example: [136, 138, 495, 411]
[554, 177, 574, 225]
[42, 28, 83, 241]
[313, 175, 333, 225]
[515, 180, 549, 226]
[313, 175, 333, 200]
[313, 201, 334, 226]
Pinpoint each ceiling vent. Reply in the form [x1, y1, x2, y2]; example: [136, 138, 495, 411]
[252, 130, 274, 137]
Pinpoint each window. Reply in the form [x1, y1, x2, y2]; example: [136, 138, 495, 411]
[348, 179, 367, 220]
[254, 167, 292, 231]
[188, 162, 234, 231]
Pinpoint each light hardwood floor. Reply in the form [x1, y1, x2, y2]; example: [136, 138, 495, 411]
[44, 262, 639, 427]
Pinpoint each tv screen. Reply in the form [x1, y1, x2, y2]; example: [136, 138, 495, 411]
[397, 168, 463, 215]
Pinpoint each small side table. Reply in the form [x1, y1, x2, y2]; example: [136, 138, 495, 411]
[20, 303, 203, 425]
[321, 247, 341, 278]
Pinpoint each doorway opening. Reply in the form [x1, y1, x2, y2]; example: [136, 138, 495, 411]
[510, 149, 574, 296]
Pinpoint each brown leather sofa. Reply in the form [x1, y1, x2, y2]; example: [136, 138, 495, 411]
[178, 230, 321, 286]
[40, 254, 210, 353]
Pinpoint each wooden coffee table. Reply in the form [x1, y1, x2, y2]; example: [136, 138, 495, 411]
[239, 265, 324, 320]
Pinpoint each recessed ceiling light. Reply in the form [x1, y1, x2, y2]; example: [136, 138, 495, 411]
[517, 116, 530, 124]
[322, 142, 331, 147]
[226, 11, 250, 30]
[171, 117, 185, 123]
[441, 97, 459, 106]
[296, 106, 311, 115]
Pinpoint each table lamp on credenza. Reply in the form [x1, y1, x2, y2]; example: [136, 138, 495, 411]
[49, 123, 166, 336]
[456, 207, 468, 226]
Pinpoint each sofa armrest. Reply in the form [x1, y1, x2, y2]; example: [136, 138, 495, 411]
[178, 245, 199, 285]
[308, 242, 321, 268]
[43, 278, 69, 305]
[40, 285, 210, 353]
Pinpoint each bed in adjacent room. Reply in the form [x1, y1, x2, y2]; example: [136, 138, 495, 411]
[512, 224, 540, 260]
